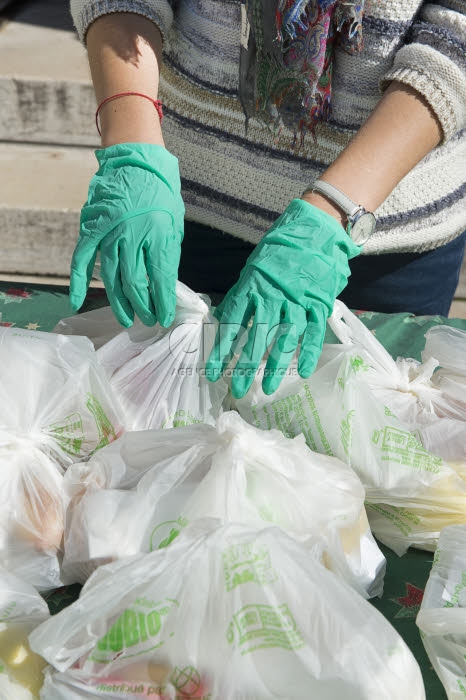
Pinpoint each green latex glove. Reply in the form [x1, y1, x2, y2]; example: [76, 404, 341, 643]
[206, 199, 361, 398]
[70, 143, 185, 328]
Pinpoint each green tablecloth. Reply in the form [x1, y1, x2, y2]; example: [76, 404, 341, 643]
[3, 280, 466, 700]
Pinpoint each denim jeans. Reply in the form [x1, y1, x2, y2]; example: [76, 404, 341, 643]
[340, 232, 466, 316]
[178, 221, 466, 316]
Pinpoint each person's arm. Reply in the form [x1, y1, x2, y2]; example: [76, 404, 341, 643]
[68, 13, 185, 329]
[86, 13, 165, 147]
[302, 80, 443, 226]
[304, 0, 466, 226]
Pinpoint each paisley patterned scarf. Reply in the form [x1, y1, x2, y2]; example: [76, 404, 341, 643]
[239, 0, 365, 143]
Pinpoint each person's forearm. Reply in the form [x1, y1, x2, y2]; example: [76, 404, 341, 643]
[87, 13, 164, 148]
[302, 81, 443, 227]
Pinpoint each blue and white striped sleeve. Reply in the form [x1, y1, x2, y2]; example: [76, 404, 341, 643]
[381, 1, 466, 143]
[70, 0, 174, 43]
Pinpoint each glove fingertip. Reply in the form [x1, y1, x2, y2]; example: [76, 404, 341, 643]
[158, 312, 175, 329]
[69, 266, 90, 312]
[262, 378, 278, 396]
[204, 364, 222, 383]
[114, 302, 135, 329]
[231, 383, 247, 401]
[297, 357, 317, 379]
[231, 372, 252, 400]
[154, 291, 177, 328]
[106, 288, 135, 328]
[120, 315, 134, 329]
[69, 292, 84, 313]
[140, 312, 158, 328]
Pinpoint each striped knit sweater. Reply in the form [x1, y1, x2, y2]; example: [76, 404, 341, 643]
[71, 0, 466, 254]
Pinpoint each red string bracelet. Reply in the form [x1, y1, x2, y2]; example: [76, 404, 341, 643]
[95, 92, 163, 136]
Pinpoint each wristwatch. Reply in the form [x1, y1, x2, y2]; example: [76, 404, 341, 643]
[305, 180, 376, 246]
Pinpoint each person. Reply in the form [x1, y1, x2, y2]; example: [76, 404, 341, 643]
[69, 0, 466, 398]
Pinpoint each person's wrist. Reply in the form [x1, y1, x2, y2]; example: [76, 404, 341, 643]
[99, 96, 165, 147]
[301, 191, 346, 229]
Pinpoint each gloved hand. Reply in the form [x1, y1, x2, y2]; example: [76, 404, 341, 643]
[70, 143, 185, 328]
[206, 199, 361, 398]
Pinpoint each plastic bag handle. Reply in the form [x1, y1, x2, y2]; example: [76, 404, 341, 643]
[328, 301, 398, 376]
[175, 281, 210, 316]
[423, 325, 466, 375]
[417, 607, 466, 635]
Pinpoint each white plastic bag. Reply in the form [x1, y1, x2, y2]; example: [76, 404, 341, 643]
[318, 302, 466, 460]
[62, 422, 218, 584]
[56, 282, 228, 430]
[234, 301, 466, 554]
[423, 325, 466, 378]
[0, 327, 123, 466]
[326, 308, 466, 471]
[416, 525, 466, 699]
[419, 325, 466, 465]
[0, 327, 123, 588]
[0, 439, 65, 590]
[0, 568, 49, 699]
[62, 411, 385, 598]
[31, 521, 424, 700]
[54, 305, 125, 351]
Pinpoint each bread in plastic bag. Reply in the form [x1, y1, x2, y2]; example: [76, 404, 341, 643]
[233, 301, 466, 555]
[0, 439, 65, 590]
[30, 520, 424, 700]
[0, 327, 123, 588]
[0, 567, 49, 698]
[62, 411, 385, 598]
[56, 282, 228, 430]
[416, 525, 466, 699]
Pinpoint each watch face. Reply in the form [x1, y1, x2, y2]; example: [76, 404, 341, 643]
[351, 212, 376, 246]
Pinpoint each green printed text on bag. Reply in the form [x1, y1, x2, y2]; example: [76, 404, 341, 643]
[372, 427, 442, 473]
[48, 394, 117, 457]
[227, 603, 304, 655]
[222, 543, 278, 591]
[365, 503, 421, 537]
[340, 410, 355, 456]
[162, 410, 203, 429]
[443, 571, 466, 608]
[92, 598, 178, 662]
[171, 665, 210, 698]
[0, 601, 16, 621]
[48, 411, 85, 456]
[249, 383, 333, 456]
[150, 518, 188, 551]
[87, 394, 118, 452]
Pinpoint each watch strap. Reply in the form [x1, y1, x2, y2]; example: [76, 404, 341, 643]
[310, 180, 361, 219]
